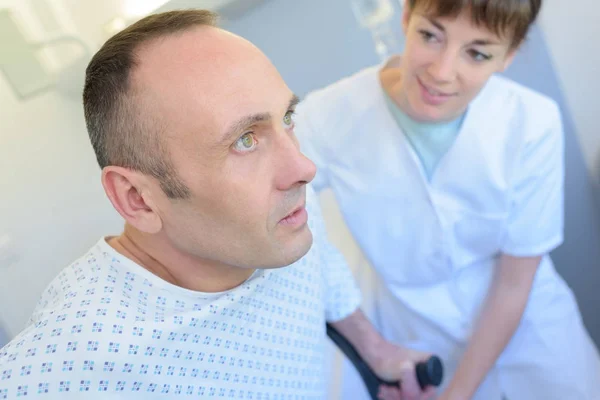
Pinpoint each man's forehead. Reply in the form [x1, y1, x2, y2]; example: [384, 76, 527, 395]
[132, 28, 281, 106]
[135, 27, 263, 79]
[129, 27, 291, 144]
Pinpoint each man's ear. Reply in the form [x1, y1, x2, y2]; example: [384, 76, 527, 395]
[101, 166, 163, 234]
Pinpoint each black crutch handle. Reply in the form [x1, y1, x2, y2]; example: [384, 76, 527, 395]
[326, 323, 443, 399]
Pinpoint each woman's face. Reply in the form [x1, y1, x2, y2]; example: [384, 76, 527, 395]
[397, 7, 518, 122]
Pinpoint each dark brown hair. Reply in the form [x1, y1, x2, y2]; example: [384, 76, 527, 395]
[408, 0, 542, 48]
[83, 9, 218, 199]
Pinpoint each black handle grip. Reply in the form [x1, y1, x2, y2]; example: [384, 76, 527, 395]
[326, 323, 443, 400]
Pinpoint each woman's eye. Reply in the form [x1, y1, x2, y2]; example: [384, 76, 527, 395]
[419, 30, 438, 43]
[283, 110, 295, 128]
[233, 133, 257, 152]
[468, 49, 492, 62]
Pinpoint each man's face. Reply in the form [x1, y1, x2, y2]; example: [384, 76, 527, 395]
[133, 27, 316, 269]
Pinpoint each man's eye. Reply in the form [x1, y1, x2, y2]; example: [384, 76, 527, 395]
[283, 110, 296, 128]
[233, 133, 257, 152]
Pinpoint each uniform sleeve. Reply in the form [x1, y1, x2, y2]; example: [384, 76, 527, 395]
[294, 95, 332, 193]
[305, 185, 362, 322]
[501, 102, 565, 256]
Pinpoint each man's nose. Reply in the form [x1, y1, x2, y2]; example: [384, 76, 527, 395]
[274, 133, 317, 191]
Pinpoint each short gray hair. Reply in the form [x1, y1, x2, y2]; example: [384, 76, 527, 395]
[83, 9, 219, 198]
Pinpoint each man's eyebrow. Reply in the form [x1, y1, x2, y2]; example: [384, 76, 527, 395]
[289, 94, 300, 109]
[220, 94, 300, 145]
[220, 113, 271, 145]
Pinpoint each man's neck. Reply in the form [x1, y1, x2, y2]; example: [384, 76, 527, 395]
[107, 225, 256, 293]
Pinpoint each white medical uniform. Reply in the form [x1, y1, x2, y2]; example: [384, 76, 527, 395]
[296, 58, 600, 399]
[0, 186, 362, 399]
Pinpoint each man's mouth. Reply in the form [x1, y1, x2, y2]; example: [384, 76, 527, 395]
[279, 203, 308, 226]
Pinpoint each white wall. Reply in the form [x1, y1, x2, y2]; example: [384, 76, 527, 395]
[539, 1, 600, 184]
[0, 0, 140, 341]
[0, 0, 127, 338]
[0, 75, 123, 339]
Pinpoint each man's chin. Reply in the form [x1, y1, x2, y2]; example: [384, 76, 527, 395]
[267, 228, 313, 269]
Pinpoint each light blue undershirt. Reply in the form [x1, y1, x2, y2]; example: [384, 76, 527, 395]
[384, 93, 465, 180]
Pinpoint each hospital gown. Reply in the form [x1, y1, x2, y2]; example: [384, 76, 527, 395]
[0, 186, 361, 399]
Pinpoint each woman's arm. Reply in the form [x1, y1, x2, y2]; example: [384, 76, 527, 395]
[440, 253, 541, 400]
